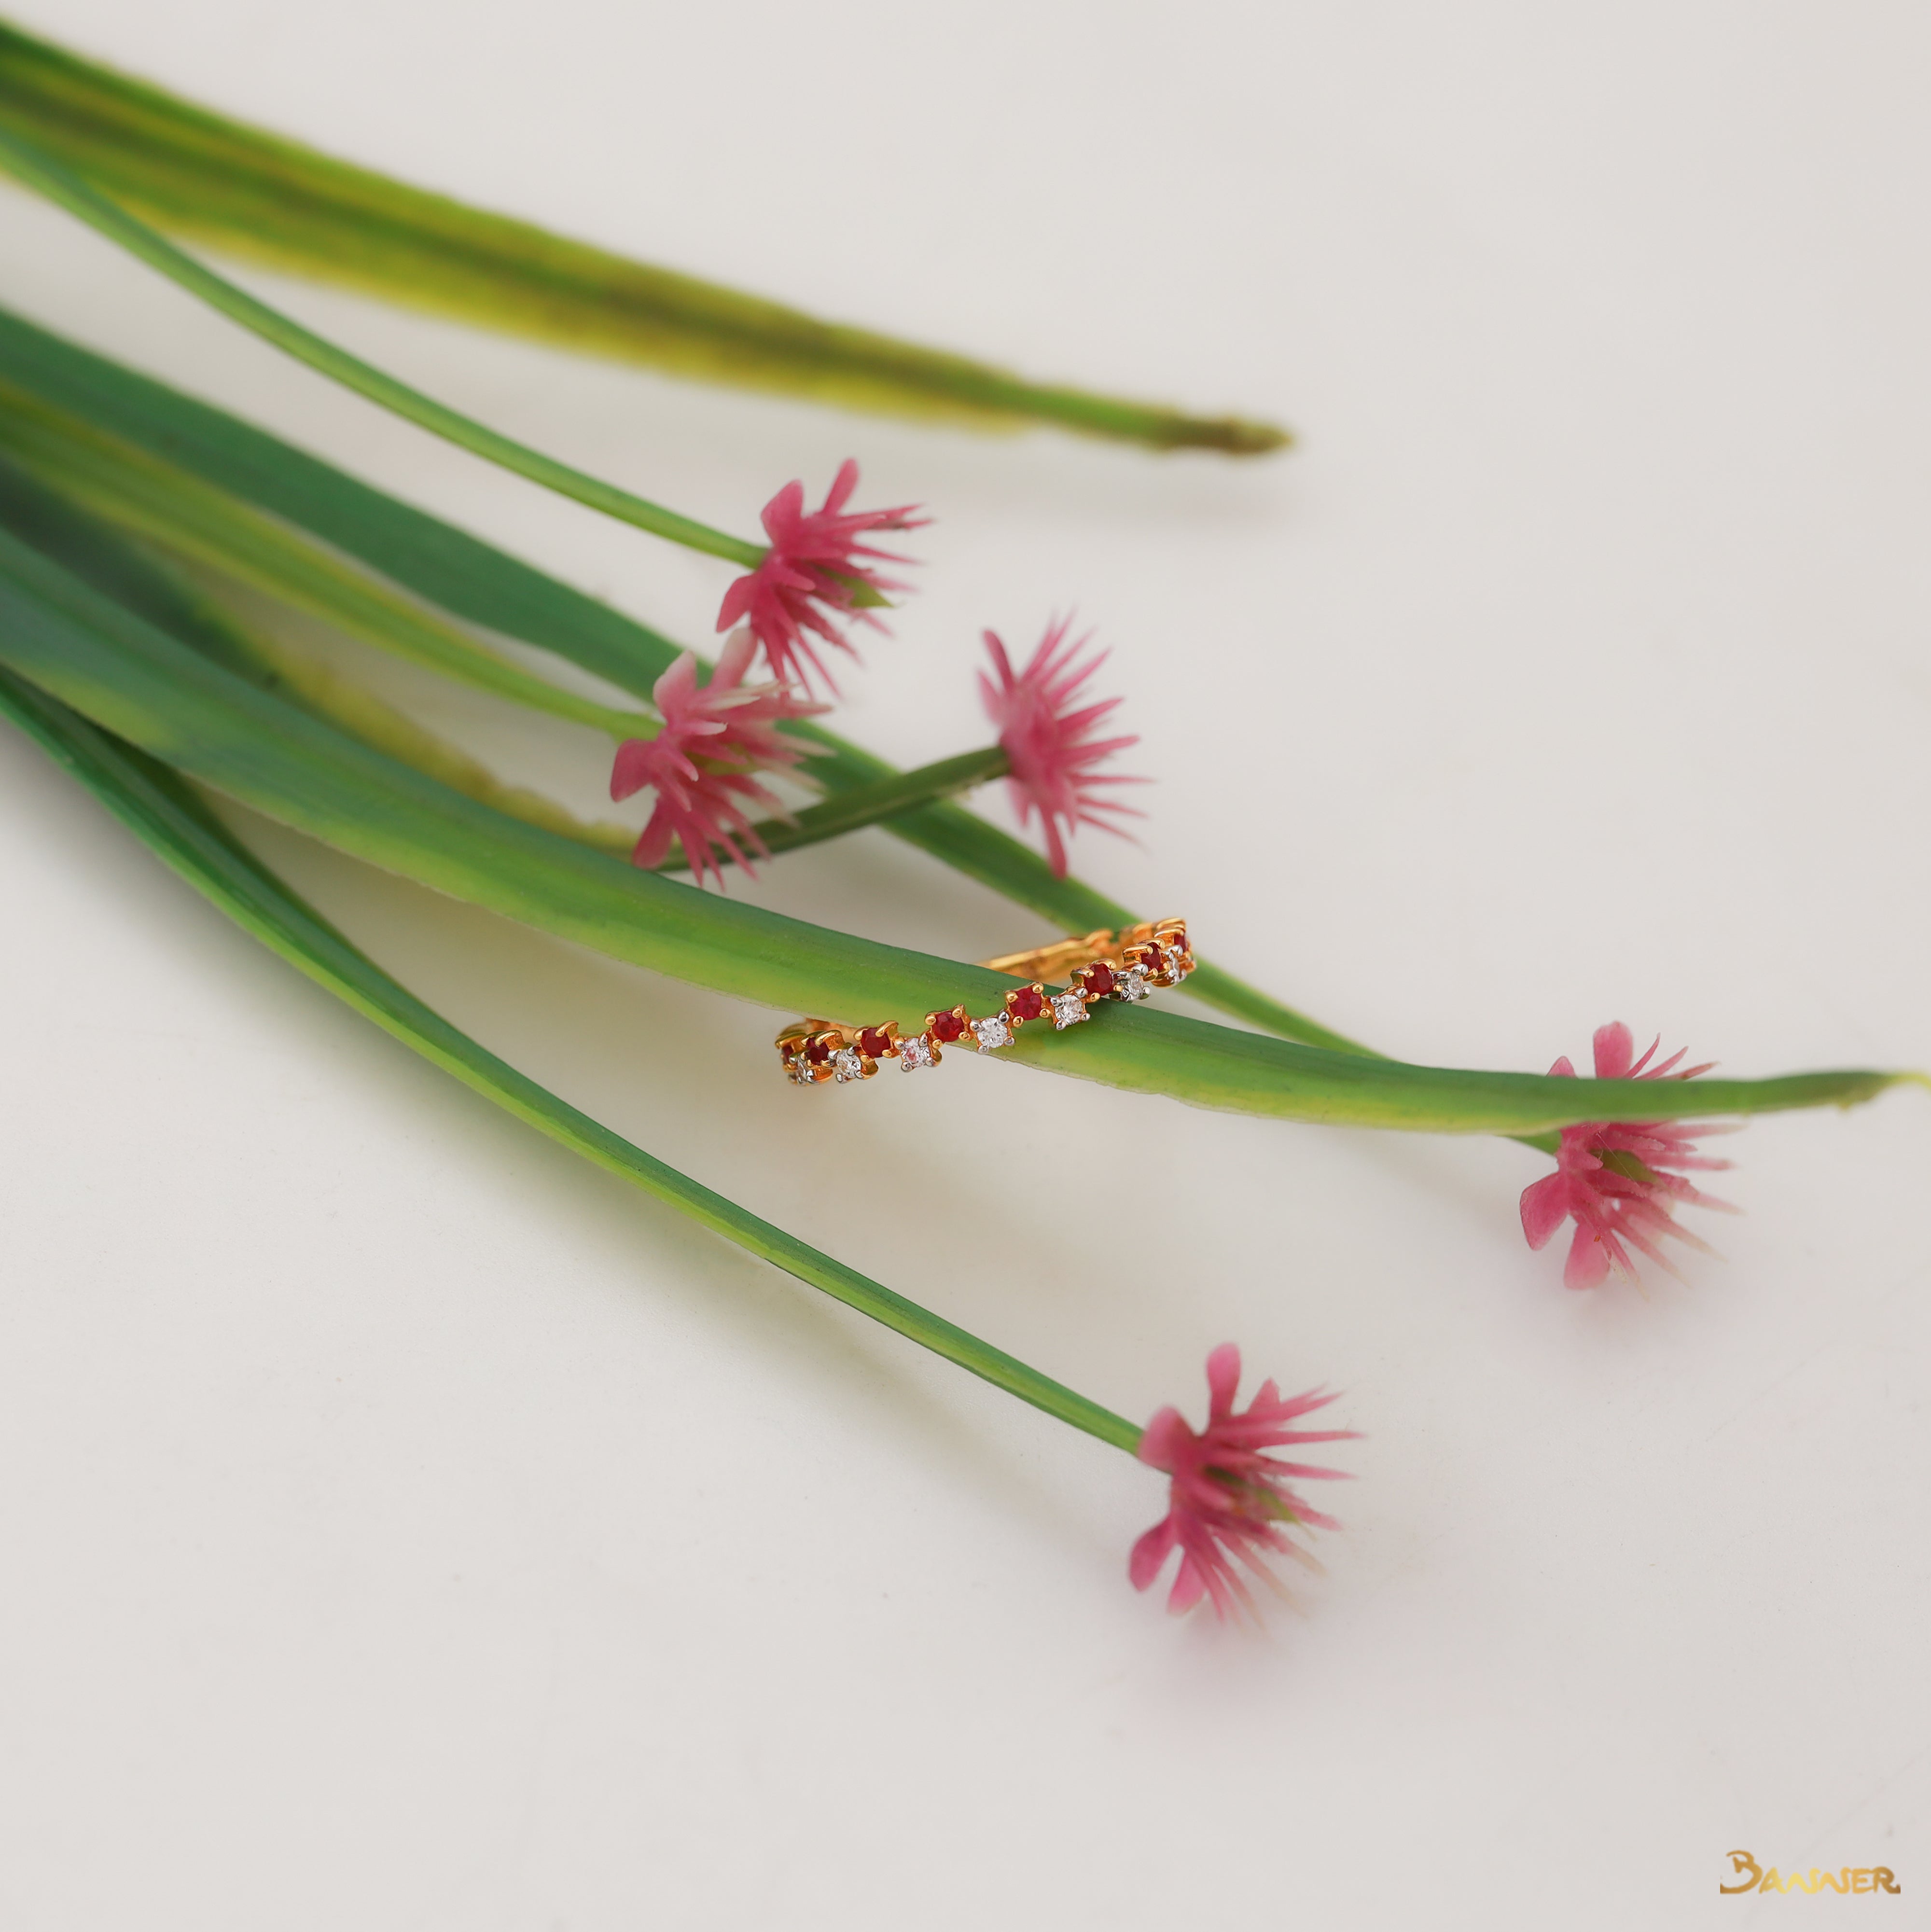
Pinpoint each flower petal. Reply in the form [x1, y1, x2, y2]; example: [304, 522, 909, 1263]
[1204, 1343, 1243, 1419]
[1519, 1171, 1573, 1251]
[1128, 1516, 1178, 1592]
[1166, 1554, 1210, 1616]
[1562, 1222, 1613, 1290]
[1135, 1407, 1193, 1473]
[1592, 1021, 1635, 1080]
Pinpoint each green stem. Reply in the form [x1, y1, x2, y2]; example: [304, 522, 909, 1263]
[657, 744, 1012, 874]
[0, 662, 1144, 1455]
[0, 125, 768, 569]
[0, 18, 1287, 455]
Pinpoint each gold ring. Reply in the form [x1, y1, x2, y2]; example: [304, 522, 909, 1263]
[776, 919, 1193, 1085]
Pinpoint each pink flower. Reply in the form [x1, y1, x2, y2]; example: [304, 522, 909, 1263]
[610, 629, 824, 890]
[1130, 1344, 1356, 1620]
[716, 459, 924, 693]
[1519, 1021, 1737, 1290]
[978, 617, 1145, 878]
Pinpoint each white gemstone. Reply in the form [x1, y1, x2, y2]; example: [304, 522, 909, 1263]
[1113, 968, 1151, 1002]
[971, 1014, 1013, 1051]
[786, 1056, 817, 1085]
[832, 1047, 866, 1083]
[898, 1036, 935, 1070]
[1050, 990, 1089, 1030]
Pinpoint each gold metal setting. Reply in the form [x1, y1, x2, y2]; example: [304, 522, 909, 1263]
[775, 919, 1194, 1086]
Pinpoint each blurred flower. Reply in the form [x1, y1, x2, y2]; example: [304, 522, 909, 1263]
[717, 459, 923, 693]
[1519, 1021, 1737, 1289]
[1130, 1344, 1355, 1620]
[610, 629, 824, 890]
[978, 617, 1144, 877]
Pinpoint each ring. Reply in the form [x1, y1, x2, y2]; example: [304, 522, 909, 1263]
[776, 920, 1194, 1085]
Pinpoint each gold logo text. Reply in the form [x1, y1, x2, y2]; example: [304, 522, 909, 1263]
[1722, 1852, 1902, 1896]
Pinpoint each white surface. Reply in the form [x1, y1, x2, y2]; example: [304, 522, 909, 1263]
[2, 4, 1928, 1927]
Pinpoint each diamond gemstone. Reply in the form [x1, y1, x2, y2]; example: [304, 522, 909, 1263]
[971, 1015, 1013, 1051]
[1114, 968, 1151, 1002]
[898, 1036, 936, 1071]
[831, 1047, 866, 1083]
[1051, 990, 1089, 1030]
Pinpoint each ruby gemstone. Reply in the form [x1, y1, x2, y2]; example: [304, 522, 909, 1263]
[930, 1011, 967, 1042]
[1082, 962, 1116, 997]
[804, 1037, 833, 1064]
[857, 1027, 894, 1059]
[1007, 986, 1046, 1021]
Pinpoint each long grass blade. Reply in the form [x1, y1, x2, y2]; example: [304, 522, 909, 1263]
[0, 384, 658, 738]
[0, 449, 639, 851]
[0, 305, 1359, 1053]
[0, 663, 1143, 1452]
[0, 124, 768, 566]
[0, 17, 1287, 455]
[0, 522, 1911, 1135]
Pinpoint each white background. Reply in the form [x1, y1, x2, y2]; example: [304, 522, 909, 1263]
[2, 4, 1927, 1926]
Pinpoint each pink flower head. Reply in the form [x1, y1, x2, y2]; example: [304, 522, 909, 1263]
[716, 459, 924, 694]
[978, 617, 1146, 878]
[610, 628, 825, 890]
[1130, 1344, 1356, 1620]
[1519, 1021, 1737, 1290]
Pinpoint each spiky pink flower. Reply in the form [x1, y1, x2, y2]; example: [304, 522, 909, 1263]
[1130, 1344, 1356, 1620]
[716, 459, 924, 693]
[978, 617, 1145, 877]
[610, 628, 824, 890]
[1519, 1021, 1737, 1290]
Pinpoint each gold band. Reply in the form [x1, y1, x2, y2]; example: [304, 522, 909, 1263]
[976, 923, 1158, 983]
[777, 919, 1193, 1086]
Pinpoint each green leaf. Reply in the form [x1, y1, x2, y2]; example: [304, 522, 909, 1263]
[0, 16, 1288, 456]
[0, 123, 768, 566]
[0, 662, 1143, 1454]
[0, 304, 1361, 1055]
[0, 302, 692, 692]
[0, 446, 640, 851]
[0, 522, 1913, 1136]
[0, 384, 660, 739]
[0, 440, 1390, 1074]
[0, 438, 269, 678]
